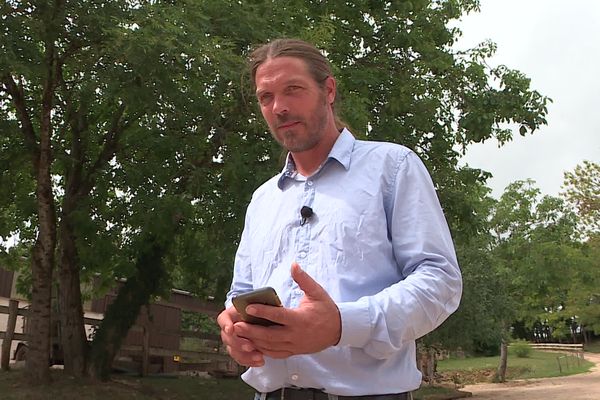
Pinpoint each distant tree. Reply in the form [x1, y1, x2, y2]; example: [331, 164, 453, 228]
[423, 170, 513, 355]
[562, 160, 599, 236]
[488, 180, 588, 379]
[568, 235, 600, 342]
[561, 161, 600, 341]
[491, 181, 581, 334]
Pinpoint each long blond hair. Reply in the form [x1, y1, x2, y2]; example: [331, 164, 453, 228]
[248, 38, 346, 131]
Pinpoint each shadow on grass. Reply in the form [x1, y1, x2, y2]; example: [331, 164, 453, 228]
[0, 368, 471, 400]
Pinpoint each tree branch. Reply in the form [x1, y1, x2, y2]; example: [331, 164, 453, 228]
[1, 74, 40, 163]
[79, 105, 144, 197]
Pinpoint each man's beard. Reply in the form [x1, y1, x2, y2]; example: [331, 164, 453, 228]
[270, 97, 329, 153]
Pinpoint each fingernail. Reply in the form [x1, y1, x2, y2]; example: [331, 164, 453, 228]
[246, 306, 256, 315]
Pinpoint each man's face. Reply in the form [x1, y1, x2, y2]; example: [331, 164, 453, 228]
[254, 56, 333, 153]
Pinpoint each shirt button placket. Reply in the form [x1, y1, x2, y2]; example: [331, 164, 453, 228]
[293, 179, 314, 308]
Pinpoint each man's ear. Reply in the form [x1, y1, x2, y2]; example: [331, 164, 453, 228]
[324, 76, 336, 105]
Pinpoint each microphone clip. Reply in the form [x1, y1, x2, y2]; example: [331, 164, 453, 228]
[300, 206, 314, 226]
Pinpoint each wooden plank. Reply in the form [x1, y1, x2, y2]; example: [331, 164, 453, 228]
[120, 345, 230, 360]
[1, 299, 18, 370]
[528, 343, 584, 352]
[84, 316, 102, 326]
[0, 268, 14, 298]
[0, 305, 29, 317]
[0, 332, 27, 341]
[180, 330, 220, 341]
[142, 326, 150, 377]
[157, 298, 222, 317]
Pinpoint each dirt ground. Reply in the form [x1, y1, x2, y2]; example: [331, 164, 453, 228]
[463, 353, 600, 400]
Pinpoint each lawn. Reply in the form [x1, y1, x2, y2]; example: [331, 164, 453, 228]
[584, 340, 600, 353]
[437, 350, 594, 383]
[0, 350, 594, 400]
[0, 368, 465, 400]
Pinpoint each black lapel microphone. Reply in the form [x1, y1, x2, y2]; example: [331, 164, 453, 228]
[300, 206, 314, 226]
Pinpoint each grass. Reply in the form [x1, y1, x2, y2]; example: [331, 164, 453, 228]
[0, 368, 469, 400]
[584, 340, 600, 353]
[438, 350, 594, 383]
[0, 349, 595, 400]
[0, 369, 256, 400]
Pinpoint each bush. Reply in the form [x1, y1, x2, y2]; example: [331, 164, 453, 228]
[511, 340, 532, 358]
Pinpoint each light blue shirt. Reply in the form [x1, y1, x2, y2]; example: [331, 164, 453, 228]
[226, 129, 462, 396]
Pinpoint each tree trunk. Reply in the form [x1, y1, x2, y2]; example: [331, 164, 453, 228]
[427, 347, 436, 386]
[87, 237, 167, 380]
[495, 339, 508, 383]
[57, 215, 88, 377]
[27, 246, 54, 384]
[26, 134, 57, 384]
[23, 0, 65, 382]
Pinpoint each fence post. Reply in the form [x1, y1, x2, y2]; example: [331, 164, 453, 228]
[141, 326, 150, 377]
[1, 299, 19, 371]
[556, 356, 562, 374]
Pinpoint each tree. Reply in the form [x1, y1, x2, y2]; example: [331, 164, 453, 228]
[561, 162, 600, 340]
[486, 180, 589, 379]
[1, 0, 550, 382]
[491, 182, 574, 329]
[562, 234, 600, 343]
[562, 160, 599, 236]
[1, 0, 258, 380]
[423, 169, 512, 353]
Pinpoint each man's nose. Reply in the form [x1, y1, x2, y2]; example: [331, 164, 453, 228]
[272, 95, 289, 115]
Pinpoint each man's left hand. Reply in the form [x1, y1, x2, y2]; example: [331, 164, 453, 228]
[232, 262, 342, 359]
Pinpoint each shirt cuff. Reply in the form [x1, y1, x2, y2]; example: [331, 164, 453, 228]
[336, 297, 372, 348]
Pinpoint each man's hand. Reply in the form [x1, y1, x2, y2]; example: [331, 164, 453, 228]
[232, 262, 342, 359]
[216, 306, 265, 367]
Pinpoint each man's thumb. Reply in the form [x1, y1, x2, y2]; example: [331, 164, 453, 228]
[291, 262, 325, 298]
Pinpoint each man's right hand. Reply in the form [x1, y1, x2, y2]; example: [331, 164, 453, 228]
[217, 305, 265, 367]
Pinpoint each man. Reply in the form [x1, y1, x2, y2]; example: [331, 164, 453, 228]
[217, 38, 462, 400]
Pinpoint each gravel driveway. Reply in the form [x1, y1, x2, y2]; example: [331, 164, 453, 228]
[463, 353, 600, 400]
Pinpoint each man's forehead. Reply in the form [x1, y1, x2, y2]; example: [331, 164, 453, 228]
[255, 57, 311, 88]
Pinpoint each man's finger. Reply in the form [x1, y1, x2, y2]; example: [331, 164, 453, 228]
[245, 303, 288, 325]
[291, 262, 327, 299]
[257, 348, 294, 359]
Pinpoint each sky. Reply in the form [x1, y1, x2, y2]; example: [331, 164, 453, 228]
[455, 0, 600, 199]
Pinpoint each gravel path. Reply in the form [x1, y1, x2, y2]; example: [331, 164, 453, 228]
[463, 353, 600, 400]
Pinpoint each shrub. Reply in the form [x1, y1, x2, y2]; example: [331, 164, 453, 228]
[511, 340, 532, 358]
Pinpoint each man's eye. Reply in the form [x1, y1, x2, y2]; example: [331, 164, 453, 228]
[259, 94, 272, 104]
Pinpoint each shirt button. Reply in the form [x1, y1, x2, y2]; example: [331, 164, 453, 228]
[307, 180, 313, 186]
[299, 251, 306, 258]
[291, 374, 299, 381]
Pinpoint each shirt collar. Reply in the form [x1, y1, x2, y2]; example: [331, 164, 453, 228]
[277, 128, 355, 190]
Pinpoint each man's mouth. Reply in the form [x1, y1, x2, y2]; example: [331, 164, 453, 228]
[278, 120, 300, 129]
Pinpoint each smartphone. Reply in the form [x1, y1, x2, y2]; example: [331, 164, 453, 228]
[232, 287, 283, 326]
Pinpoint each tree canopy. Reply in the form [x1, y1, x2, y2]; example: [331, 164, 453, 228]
[1, 0, 555, 381]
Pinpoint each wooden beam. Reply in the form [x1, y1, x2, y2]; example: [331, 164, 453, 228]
[1, 299, 19, 370]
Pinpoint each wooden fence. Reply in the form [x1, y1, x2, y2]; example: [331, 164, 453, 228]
[0, 298, 240, 376]
[0, 299, 26, 370]
[529, 343, 584, 352]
